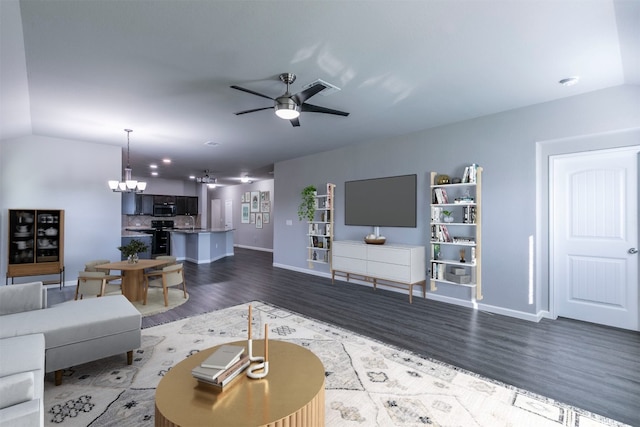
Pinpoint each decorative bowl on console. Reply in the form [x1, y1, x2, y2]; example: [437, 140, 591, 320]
[364, 234, 386, 245]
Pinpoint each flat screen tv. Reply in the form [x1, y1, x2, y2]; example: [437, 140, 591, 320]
[344, 174, 417, 227]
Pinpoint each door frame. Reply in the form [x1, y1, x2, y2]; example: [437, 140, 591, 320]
[536, 128, 640, 321]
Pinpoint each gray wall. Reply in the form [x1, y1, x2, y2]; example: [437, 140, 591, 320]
[208, 180, 274, 252]
[273, 85, 640, 319]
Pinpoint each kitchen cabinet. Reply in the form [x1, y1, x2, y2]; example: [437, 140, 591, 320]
[176, 196, 198, 215]
[122, 194, 154, 215]
[139, 194, 154, 215]
[122, 192, 136, 215]
[7, 209, 65, 286]
[154, 195, 176, 205]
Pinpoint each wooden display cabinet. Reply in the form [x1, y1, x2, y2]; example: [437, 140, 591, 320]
[7, 209, 65, 286]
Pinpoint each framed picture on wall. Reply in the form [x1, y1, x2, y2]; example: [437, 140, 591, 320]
[256, 213, 263, 229]
[261, 201, 270, 213]
[244, 192, 250, 203]
[250, 191, 260, 212]
[241, 193, 246, 203]
[250, 213, 256, 224]
[260, 191, 270, 204]
[263, 213, 270, 224]
[241, 203, 250, 223]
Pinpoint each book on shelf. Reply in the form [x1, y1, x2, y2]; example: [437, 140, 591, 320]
[200, 344, 244, 370]
[452, 236, 475, 244]
[434, 188, 449, 204]
[462, 164, 478, 183]
[431, 206, 442, 222]
[439, 225, 451, 242]
[463, 206, 477, 224]
[193, 354, 250, 387]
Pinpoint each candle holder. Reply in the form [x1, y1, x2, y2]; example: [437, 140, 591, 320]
[246, 339, 265, 363]
[246, 305, 264, 363]
[247, 323, 269, 379]
[246, 360, 269, 379]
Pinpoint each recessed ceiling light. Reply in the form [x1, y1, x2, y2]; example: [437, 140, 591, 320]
[240, 176, 250, 183]
[559, 76, 580, 86]
[189, 175, 195, 180]
[151, 171, 158, 176]
[163, 158, 171, 164]
[205, 141, 221, 147]
[150, 164, 158, 169]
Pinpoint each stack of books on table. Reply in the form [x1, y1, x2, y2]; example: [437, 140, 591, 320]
[192, 344, 250, 389]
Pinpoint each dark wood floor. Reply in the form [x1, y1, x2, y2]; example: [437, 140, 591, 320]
[48, 248, 640, 426]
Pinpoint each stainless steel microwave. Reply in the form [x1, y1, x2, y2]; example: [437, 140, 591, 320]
[153, 204, 176, 217]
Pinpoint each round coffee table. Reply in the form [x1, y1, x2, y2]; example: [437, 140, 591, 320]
[155, 340, 325, 427]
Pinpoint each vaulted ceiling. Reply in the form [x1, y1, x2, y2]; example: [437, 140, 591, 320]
[1, 0, 638, 185]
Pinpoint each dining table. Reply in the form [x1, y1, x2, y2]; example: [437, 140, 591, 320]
[95, 259, 169, 302]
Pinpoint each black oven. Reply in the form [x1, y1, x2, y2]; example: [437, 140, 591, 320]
[150, 220, 174, 255]
[153, 204, 176, 217]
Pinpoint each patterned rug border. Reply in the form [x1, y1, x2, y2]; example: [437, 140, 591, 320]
[142, 299, 625, 426]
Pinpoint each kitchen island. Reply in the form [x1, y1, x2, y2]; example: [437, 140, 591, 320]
[170, 228, 234, 264]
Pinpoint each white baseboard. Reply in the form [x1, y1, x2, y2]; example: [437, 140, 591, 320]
[272, 263, 333, 279]
[425, 293, 544, 322]
[275, 263, 544, 322]
[235, 244, 273, 253]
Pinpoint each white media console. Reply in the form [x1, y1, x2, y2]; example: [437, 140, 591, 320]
[331, 240, 426, 303]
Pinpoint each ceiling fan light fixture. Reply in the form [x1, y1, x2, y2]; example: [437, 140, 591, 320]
[274, 97, 300, 120]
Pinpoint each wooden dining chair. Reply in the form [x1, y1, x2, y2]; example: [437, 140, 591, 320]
[147, 255, 177, 274]
[84, 259, 122, 294]
[75, 271, 108, 300]
[143, 263, 187, 307]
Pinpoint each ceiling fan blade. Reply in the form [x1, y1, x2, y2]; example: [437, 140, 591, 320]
[230, 85, 274, 101]
[301, 103, 350, 116]
[235, 106, 274, 115]
[292, 83, 327, 105]
[290, 117, 301, 127]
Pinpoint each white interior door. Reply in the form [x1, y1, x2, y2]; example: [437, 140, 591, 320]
[224, 199, 233, 229]
[552, 147, 639, 330]
[211, 199, 221, 229]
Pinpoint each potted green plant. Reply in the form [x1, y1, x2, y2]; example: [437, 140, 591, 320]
[297, 185, 317, 222]
[118, 239, 149, 263]
[442, 210, 454, 223]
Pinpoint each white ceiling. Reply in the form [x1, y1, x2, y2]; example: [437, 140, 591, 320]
[1, 0, 638, 186]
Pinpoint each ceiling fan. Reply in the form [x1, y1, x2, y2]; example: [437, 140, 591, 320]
[231, 73, 349, 127]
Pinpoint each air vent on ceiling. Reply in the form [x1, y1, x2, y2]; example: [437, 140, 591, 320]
[302, 79, 341, 96]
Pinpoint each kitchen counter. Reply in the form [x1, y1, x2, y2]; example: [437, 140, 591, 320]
[170, 228, 234, 264]
[122, 227, 154, 237]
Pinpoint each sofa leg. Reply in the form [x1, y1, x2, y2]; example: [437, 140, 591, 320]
[127, 350, 133, 365]
[55, 370, 63, 386]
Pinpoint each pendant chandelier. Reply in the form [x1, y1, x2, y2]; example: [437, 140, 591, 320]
[107, 129, 147, 193]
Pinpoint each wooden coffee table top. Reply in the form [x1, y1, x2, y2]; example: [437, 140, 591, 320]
[155, 340, 325, 427]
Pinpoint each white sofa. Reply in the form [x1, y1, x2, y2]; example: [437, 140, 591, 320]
[0, 334, 45, 427]
[0, 281, 141, 426]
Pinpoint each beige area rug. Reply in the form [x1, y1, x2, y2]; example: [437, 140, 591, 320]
[43, 301, 629, 427]
[105, 287, 188, 317]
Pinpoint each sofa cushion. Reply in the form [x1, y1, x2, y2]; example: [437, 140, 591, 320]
[0, 282, 46, 315]
[0, 372, 34, 410]
[0, 295, 140, 349]
[0, 398, 41, 427]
